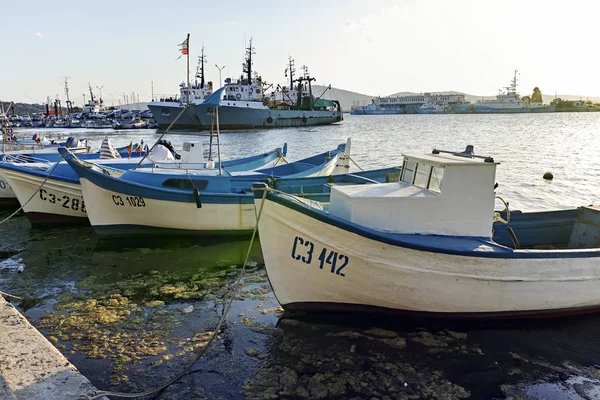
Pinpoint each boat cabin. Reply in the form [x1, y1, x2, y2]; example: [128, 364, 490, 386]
[328, 146, 499, 238]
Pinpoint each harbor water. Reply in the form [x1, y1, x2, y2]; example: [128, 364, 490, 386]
[1, 113, 600, 399]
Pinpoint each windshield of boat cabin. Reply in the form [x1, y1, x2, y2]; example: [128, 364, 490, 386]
[400, 159, 444, 193]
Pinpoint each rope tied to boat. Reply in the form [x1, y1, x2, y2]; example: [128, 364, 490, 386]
[84, 188, 270, 400]
[343, 151, 364, 172]
[0, 153, 67, 227]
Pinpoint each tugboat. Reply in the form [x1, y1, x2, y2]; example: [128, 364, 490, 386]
[148, 39, 342, 130]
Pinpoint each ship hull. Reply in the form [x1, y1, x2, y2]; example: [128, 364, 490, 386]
[349, 109, 405, 115]
[148, 102, 342, 131]
[452, 104, 556, 114]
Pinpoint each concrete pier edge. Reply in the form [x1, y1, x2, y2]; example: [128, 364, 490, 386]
[0, 295, 107, 400]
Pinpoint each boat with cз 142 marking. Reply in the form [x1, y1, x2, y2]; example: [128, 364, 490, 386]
[253, 145, 600, 319]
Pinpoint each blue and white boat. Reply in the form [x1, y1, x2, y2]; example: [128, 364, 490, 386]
[349, 102, 404, 115]
[0, 140, 287, 224]
[415, 101, 448, 114]
[60, 141, 352, 236]
[253, 146, 600, 318]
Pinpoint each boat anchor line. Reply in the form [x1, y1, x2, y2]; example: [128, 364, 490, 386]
[0, 290, 23, 300]
[85, 189, 270, 400]
[136, 104, 190, 167]
[0, 153, 67, 227]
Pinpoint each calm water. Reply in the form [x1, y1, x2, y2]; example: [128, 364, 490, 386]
[2, 113, 600, 399]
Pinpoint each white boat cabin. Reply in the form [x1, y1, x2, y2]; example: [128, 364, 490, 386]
[329, 147, 499, 238]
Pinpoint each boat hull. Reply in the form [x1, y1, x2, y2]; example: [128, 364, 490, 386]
[79, 178, 255, 237]
[148, 102, 342, 130]
[349, 109, 405, 115]
[0, 173, 17, 201]
[0, 169, 88, 225]
[451, 104, 556, 113]
[256, 195, 600, 318]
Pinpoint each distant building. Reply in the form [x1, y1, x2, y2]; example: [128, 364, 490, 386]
[572, 100, 586, 108]
[375, 93, 466, 113]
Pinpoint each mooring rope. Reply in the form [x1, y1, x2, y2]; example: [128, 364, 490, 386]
[85, 188, 270, 400]
[0, 290, 23, 300]
[0, 153, 66, 226]
[344, 151, 364, 172]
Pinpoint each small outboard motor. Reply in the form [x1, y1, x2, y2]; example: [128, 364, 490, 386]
[65, 136, 81, 148]
[156, 139, 181, 160]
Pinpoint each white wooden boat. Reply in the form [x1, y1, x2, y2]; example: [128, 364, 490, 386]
[254, 146, 600, 318]
[61, 141, 351, 236]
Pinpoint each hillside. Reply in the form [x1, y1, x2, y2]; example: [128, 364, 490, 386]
[4, 89, 600, 116]
[312, 85, 375, 112]
[1, 101, 45, 116]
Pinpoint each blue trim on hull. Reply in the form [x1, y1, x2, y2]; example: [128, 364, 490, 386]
[259, 190, 600, 260]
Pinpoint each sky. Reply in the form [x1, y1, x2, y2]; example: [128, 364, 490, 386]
[2, 0, 600, 105]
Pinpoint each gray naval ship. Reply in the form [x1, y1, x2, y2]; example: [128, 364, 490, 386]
[148, 41, 343, 131]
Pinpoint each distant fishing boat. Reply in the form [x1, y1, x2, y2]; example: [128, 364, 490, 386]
[254, 146, 600, 318]
[61, 140, 352, 235]
[451, 70, 556, 114]
[148, 38, 342, 130]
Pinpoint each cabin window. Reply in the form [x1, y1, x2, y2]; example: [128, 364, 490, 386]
[400, 160, 416, 184]
[428, 166, 444, 193]
[413, 163, 431, 188]
[162, 179, 209, 190]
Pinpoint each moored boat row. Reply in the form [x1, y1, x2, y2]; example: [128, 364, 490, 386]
[1, 120, 599, 320]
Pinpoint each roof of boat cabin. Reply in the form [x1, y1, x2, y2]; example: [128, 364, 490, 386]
[402, 151, 499, 168]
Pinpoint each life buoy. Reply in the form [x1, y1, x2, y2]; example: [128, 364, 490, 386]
[302, 116, 307, 123]
[236, 93, 241, 99]
[267, 117, 273, 123]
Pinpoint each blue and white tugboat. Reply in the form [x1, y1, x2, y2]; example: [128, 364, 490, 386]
[254, 146, 600, 318]
[148, 39, 342, 130]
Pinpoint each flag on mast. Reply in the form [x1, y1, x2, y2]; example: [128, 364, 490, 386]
[180, 38, 189, 55]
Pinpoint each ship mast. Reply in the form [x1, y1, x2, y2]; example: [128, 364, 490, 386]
[196, 47, 206, 89]
[511, 69, 518, 92]
[243, 38, 255, 84]
[88, 82, 95, 104]
[285, 57, 295, 89]
[62, 76, 72, 113]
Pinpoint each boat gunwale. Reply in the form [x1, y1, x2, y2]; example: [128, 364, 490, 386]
[260, 190, 600, 260]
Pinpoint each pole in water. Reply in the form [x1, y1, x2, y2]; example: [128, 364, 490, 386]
[216, 107, 222, 176]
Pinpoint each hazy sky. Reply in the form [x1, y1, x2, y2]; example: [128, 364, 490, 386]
[2, 0, 599, 105]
